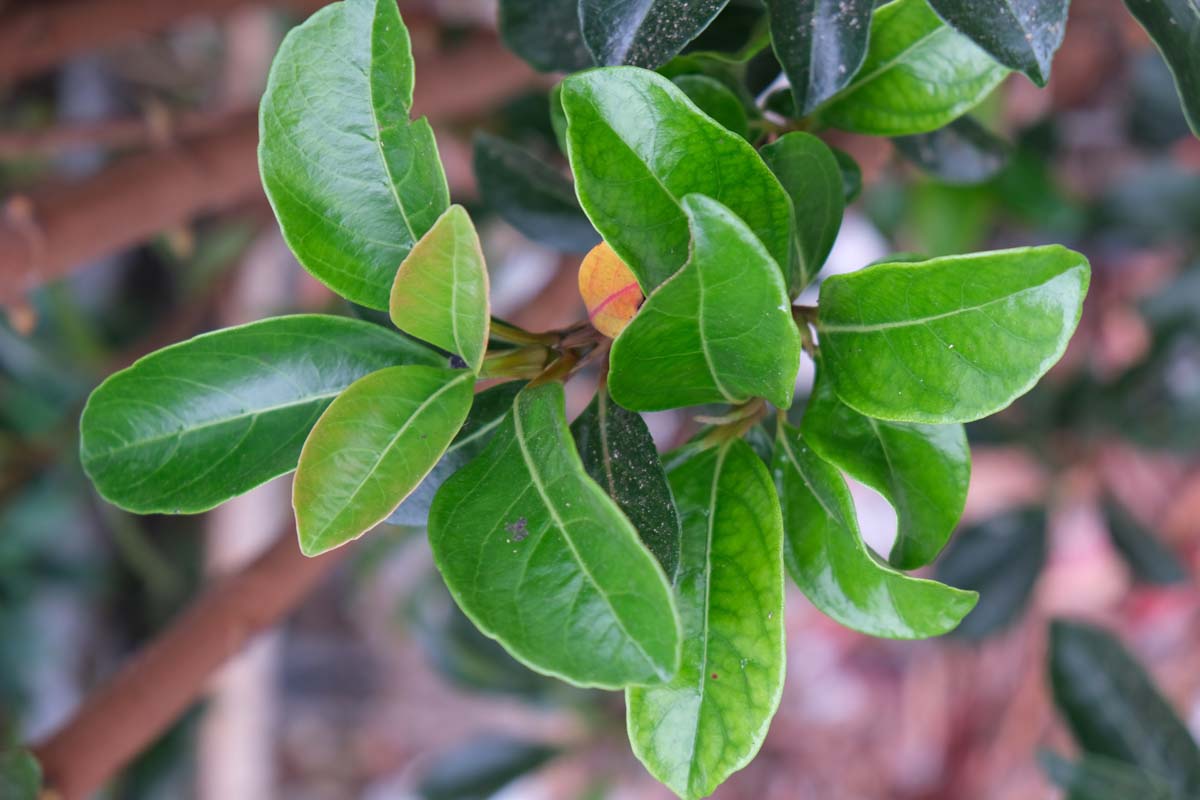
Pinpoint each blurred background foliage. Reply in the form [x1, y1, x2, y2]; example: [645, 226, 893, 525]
[0, 0, 1198, 798]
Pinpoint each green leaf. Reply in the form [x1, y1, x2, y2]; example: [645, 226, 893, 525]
[571, 387, 682, 577]
[0, 750, 41, 800]
[765, 0, 875, 115]
[802, 358, 969, 569]
[294, 365, 474, 556]
[671, 74, 750, 139]
[1049, 619, 1200, 797]
[428, 382, 681, 689]
[561, 66, 793, 290]
[1122, 0, 1200, 136]
[389, 381, 524, 528]
[1103, 499, 1188, 586]
[608, 194, 801, 411]
[893, 117, 1012, 185]
[80, 315, 440, 514]
[817, 0, 1011, 136]
[259, 0, 449, 310]
[935, 508, 1046, 639]
[580, 0, 730, 68]
[627, 439, 785, 800]
[389, 205, 489, 373]
[418, 735, 558, 800]
[832, 147, 863, 202]
[760, 132, 846, 295]
[817, 246, 1090, 423]
[1041, 751, 1178, 800]
[772, 423, 976, 639]
[473, 133, 599, 253]
[498, 0, 593, 73]
[926, 0, 1069, 86]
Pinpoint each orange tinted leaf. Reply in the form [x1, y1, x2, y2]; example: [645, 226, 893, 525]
[579, 242, 643, 338]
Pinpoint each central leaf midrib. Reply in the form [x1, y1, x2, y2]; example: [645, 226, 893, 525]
[365, 8, 418, 245]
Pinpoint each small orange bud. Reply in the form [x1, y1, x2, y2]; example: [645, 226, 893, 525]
[578, 242, 643, 339]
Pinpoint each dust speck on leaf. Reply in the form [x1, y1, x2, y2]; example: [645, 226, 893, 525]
[505, 517, 529, 541]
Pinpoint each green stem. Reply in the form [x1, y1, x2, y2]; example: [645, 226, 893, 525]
[478, 345, 552, 380]
[489, 318, 558, 347]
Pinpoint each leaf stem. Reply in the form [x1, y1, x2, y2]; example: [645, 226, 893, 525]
[478, 345, 552, 379]
[489, 318, 558, 347]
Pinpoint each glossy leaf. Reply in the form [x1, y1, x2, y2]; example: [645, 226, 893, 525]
[81, 315, 440, 514]
[927, 0, 1069, 86]
[390, 205, 490, 373]
[580, 0, 730, 68]
[817, 246, 1090, 423]
[627, 439, 785, 800]
[760, 132, 845, 294]
[1103, 499, 1188, 585]
[765, 0, 874, 115]
[1122, 0, 1200, 136]
[388, 382, 523, 528]
[498, 0, 593, 73]
[561, 66, 793, 290]
[571, 387, 681, 577]
[893, 117, 1012, 185]
[1041, 751, 1177, 800]
[818, 0, 1011, 136]
[608, 195, 801, 411]
[802, 359, 969, 569]
[935, 508, 1046, 639]
[418, 735, 557, 800]
[1050, 619, 1200, 797]
[833, 147, 863, 202]
[428, 382, 681, 689]
[672, 74, 751, 139]
[0, 750, 41, 800]
[259, 0, 449, 310]
[773, 424, 976, 639]
[473, 133, 600, 253]
[294, 365, 474, 556]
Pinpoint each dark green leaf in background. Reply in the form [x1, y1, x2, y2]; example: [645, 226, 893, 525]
[765, 0, 875, 115]
[894, 117, 1012, 185]
[417, 735, 558, 800]
[388, 382, 523, 528]
[561, 66, 793, 290]
[571, 388, 682, 577]
[1040, 751, 1177, 800]
[627, 439, 785, 800]
[761, 132, 846, 295]
[927, 0, 1070, 86]
[429, 382, 681, 689]
[608, 195, 801, 411]
[294, 365, 475, 556]
[672, 74, 751, 139]
[817, 0, 1011, 136]
[1049, 619, 1200, 797]
[259, 0, 449, 309]
[803, 360, 969, 569]
[81, 315, 440, 514]
[0, 750, 41, 800]
[773, 424, 976, 639]
[1103, 499, 1188, 585]
[473, 133, 600, 253]
[1122, 0, 1200, 136]
[935, 508, 1046, 639]
[818, 246, 1090, 423]
[833, 147, 864, 202]
[498, 0, 594, 73]
[580, 0, 731, 68]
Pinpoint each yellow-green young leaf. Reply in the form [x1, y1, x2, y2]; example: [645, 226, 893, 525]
[428, 382, 681, 689]
[817, 0, 1011, 136]
[259, 0, 449, 310]
[390, 205, 490, 373]
[772, 424, 977, 638]
[627, 439, 785, 800]
[802, 357, 969, 569]
[608, 195, 801, 411]
[80, 315, 442, 515]
[817, 246, 1090, 423]
[294, 365, 474, 556]
[561, 66, 793, 290]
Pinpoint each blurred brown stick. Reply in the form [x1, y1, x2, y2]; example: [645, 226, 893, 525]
[0, 107, 250, 160]
[0, 0, 329, 84]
